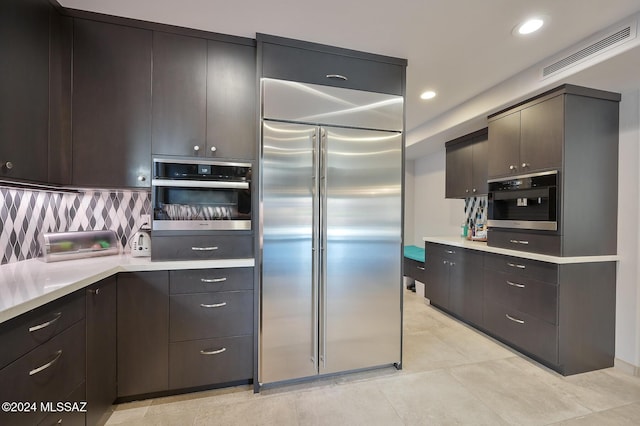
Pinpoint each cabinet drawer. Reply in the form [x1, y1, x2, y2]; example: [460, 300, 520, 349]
[484, 269, 557, 324]
[170, 267, 253, 294]
[0, 320, 86, 426]
[484, 253, 558, 284]
[151, 234, 253, 261]
[170, 291, 253, 341]
[403, 258, 425, 283]
[0, 291, 86, 370]
[484, 300, 558, 365]
[169, 335, 252, 389]
[425, 243, 483, 265]
[37, 382, 86, 426]
[487, 229, 561, 256]
[262, 42, 404, 95]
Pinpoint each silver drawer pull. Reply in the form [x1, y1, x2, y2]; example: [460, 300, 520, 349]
[200, 302, 227, 308]
[29, 312, 62, 333]
[192, 246, 219, 251]
[445, 250, 455, 254]
[505, 314, 525, 324]
[506, 280, 525, 288]
[509, 239, 529, 245]
[417, 266, 425, 271]
[29, 350, 63, 376]
[326, 74, 348, 81]
[200, 277, 227, 283]
[507, 262, 526, 269]
[200, 347, 226, 356]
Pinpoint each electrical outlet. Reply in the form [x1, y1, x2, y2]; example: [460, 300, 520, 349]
[140, 214, 151, 228]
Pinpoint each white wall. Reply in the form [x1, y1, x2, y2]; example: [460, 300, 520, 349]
[411, 148, 463, 246]
[616, 89, 640, 370]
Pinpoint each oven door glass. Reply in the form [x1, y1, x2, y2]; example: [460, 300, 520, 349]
[152, 182, 251, 231]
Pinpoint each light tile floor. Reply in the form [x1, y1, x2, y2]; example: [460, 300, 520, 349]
[106, 289, 640, 425]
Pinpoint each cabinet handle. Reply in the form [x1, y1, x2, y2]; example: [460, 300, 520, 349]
[193, 145, 200, 151]
[192, 246, 219, 251]
[506, 280, 526, 288]
[200, 302, 227, 308]
[445, 250, 455, 254]
[465, 189, 469, 193]
[522, 163, 529, 168]
[200, 277, 227, 283]
[505, 314, 525, 324]
[200, 347, 226, 355]
[442, 260, 448, 265]
[4, 161, 14, 170]
[509, 239, 529, 245]
[472, 188, 477, 193]
[507, 262, 526, 269]
[449, 262, 455, 267]
[210, 146, 217, 153]
[417, 266, 425, 271]
[29, 350, 63, 376]
[29, 312, 62, 333]
[326, 74, 348, 81]
[138, 175, 146, 182]
[88, 288, 100, 295]
[509, 165, 516, 171]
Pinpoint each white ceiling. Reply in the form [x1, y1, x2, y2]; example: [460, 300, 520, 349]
[59, 0, 640, 152]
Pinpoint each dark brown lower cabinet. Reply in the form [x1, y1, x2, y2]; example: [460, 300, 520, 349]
[117, 271, 169, 398]
[424, 243, 483, 326]
[86, 276, 117, 425]
[37, 382, 86, 426]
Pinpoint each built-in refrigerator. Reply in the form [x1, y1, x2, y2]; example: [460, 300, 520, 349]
[260, 78, 404, 384]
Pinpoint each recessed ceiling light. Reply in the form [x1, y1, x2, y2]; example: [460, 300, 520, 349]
[515, 18, 544, 35]
[420, 90, 436, 100]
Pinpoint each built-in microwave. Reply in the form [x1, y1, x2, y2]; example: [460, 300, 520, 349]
[151, 157, 252, 231]
[487, 170, 558, 231]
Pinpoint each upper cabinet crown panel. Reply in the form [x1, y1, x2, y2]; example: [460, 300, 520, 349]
[259, 34, 406, 96]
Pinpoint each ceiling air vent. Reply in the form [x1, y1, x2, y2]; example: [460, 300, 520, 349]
[541, 19, 637, 79]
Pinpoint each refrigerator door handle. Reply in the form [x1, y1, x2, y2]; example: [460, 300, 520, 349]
[311, 129, 319, 368]
[319, 128, 328, 369]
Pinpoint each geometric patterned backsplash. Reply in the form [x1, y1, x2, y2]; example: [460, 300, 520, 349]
[0, 187, 150, 265]
[464, 195, 488, 227]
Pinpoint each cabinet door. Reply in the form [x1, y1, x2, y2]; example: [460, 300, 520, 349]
[520, 95, 564, 172]
[471, 135, 488, 195]
[424, 253, 449, 309]
[449, 250, 483, 326]
[261, 42, 404, 95]
[86, 277, 116, 426]
[117, 271, 169, 398]
[0, 0, 50, 182]
[488, 112, 520, 178]
[152, 32, 207, 157]
[73, 19, 152, 188]
[445, 142, 472, 198]
[207, 40, 256, 159]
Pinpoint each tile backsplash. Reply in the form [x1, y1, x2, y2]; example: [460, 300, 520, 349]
[464, 196, 488, 227]
[0, 187, 151, 265]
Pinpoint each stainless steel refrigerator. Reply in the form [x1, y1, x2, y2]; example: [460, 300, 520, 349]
[260, 78, 404, 384]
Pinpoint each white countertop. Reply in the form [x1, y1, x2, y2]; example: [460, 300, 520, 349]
[423, 236, 619, 264]
[0, 255, 255, 325]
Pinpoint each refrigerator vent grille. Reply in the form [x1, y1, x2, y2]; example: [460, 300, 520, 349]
[541, 20, 636, 79]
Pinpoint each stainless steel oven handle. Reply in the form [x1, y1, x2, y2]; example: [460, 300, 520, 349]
[192, 246, 219, 251]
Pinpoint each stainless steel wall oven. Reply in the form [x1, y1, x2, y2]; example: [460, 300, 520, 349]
[487, 170, 558, 231]
[151, 157, 252, 231]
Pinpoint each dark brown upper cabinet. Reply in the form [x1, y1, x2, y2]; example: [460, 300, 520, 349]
[72, 19, 152, 188]
[152, 33, 257, 160]
[0, 0, 51, 183]
[259, 34, 406, 96]
[445, 129, 488, 198]
[488, 93, 564, 179]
